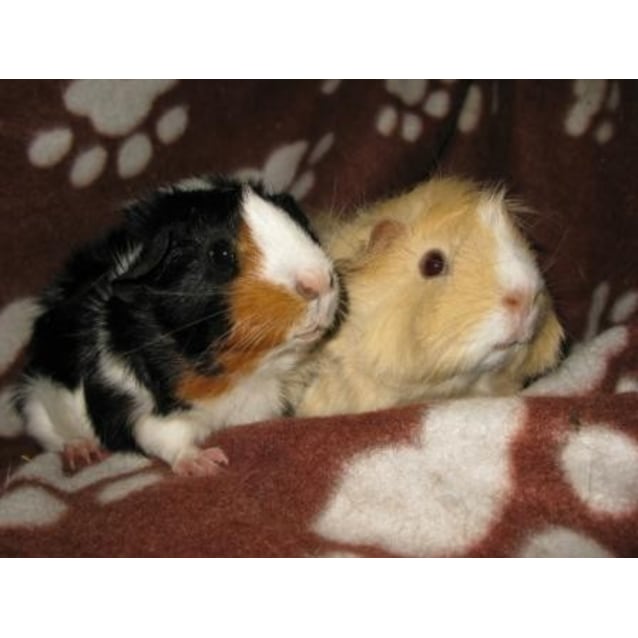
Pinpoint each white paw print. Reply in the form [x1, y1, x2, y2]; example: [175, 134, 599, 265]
[235, 132, 335, 201]
[320, 79, 342, 95]
[583, 281, 638, 342]
[564, 80, 620, 145]
[0, 452, 162, 528]
[581, 281, 638, 394]
[375, 80, 483, 143]
[525, 282, 637, 398]
[27, 80, 189, 188]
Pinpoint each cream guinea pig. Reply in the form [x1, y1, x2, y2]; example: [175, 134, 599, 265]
[288, 176, 564, 417]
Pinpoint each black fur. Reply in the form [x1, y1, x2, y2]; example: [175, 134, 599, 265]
[17, 176, 313, 452]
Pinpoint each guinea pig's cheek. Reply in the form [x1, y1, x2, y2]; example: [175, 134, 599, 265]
[231, 221, 307, 350]
[467, 313, 512, 370]
[229, 277, 306, 350]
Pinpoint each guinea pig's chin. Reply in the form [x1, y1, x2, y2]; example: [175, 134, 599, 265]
[475, 345, 517, 373]
[291, 324, 328, 344]
[291, 289, 339, 345]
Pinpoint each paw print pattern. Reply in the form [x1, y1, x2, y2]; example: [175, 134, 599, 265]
[320, 80, 342, 95]
[235, 132, 335, 201]
[560, 424, 638, 515]
[375, 80, 484, 143]
[313, 397, 637, 556]
[313, 398, 526, 555]
[583, 281, 638, 343]
[564, 80, 620, 145]
[0, 451, 162, 528]
[27, 80, 189, 188]
[526, 281, 637, 397]
[518, 526, 613, 557]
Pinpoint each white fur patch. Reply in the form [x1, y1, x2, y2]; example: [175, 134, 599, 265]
[134, 414, 204, 466]
[0, 485, 67, 528]
[561, 424, 638, 515]
[173, 176, 213, 192]
[479, 194, 540, 296]
[98, 349, 153, 422]
[313, 397, 524, 556]
[525, 326, 628, 396]
[241, 187, 333, 292]
[21, 379, 96, 451]
[134, 351, 300, 466]
[518, 526, 613, 557]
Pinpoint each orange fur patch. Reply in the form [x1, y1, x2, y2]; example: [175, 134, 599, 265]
[176, 219, 306, 403]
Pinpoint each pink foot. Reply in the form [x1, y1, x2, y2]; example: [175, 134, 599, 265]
[172, 446, 229, 477]
[62, 439, 109, 473]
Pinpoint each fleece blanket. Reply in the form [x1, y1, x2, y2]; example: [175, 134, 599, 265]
[0, 80, 637, 557]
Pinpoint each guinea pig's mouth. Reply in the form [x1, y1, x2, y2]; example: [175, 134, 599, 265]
[493, 338, 530, 351]
[292, 285, 340, 343]
[293, 324, 329, 343]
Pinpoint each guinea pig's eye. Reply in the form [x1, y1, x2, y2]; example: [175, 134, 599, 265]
[208, 239, 236, 270]
[419, 249, 448, 278]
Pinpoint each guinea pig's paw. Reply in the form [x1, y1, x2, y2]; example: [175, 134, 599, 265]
[172, 446, 230, 477]
[62, 439, 110, 473]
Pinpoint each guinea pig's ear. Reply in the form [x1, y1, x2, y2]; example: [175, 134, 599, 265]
[112, 230, 172, 302]
[367, 219, 406, 253]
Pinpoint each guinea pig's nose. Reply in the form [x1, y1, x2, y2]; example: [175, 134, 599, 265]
[295, 270, 334, 300]
[503, 289, 535, 315]
[503, 288, 540, 338]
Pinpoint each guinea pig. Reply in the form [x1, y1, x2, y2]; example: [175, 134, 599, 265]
[12, 175, 339, 475]
[288, 176, 564, 417]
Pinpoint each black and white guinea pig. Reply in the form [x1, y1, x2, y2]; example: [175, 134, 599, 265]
[13, 176, 339, 476]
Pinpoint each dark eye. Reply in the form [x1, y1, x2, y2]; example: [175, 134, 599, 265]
[419, 249, 447, 278]
[208, 239, 236, 270]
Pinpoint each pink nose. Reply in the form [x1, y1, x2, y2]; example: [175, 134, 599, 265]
[503, 290, 532, 314]
[295, 270, 334, 300]
[502, 288, 539, 340]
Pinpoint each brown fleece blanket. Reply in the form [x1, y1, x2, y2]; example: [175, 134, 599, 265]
[1, 80, 637, 556]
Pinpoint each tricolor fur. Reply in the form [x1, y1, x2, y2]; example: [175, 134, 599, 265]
[14, 176, 338, 474]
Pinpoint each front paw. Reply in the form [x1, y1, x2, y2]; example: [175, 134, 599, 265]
[62, 439, 109, 473]
[172, 446, 229, 477]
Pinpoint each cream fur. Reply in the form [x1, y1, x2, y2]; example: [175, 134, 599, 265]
[290, 177, 564, 417]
